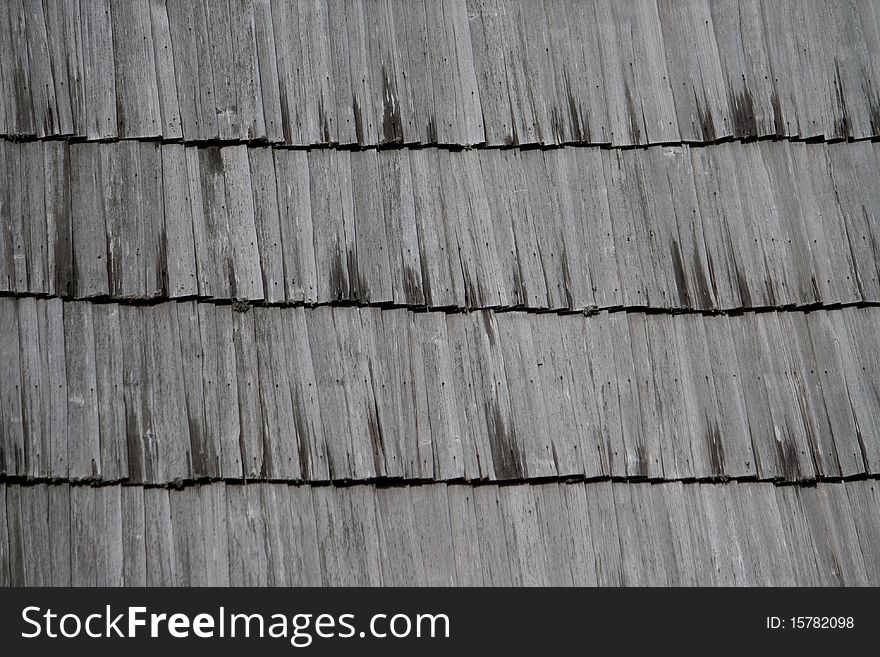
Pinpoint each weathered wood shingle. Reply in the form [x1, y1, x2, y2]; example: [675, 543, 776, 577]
[4, 479, 879, 586]
[4, 139, 879, 312]
[4, 0, 880, 145]
[4, 297, 880, 485]
[3, 0, 880, 591]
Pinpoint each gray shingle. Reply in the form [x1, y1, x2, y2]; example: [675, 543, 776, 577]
[222, 145, 264, 300]
[674, 314, 724, 477]
[273, 149, 317, 303]
[788, 141, 861, 305]
[351, 149, 394, 303]
[445, 484, 482, 585]
[846, 480, 880, 584]
[410, 483, 456, 585]
[253, 307, 302, 480]
[585, 312, 625, 477]
[704, 315, 754, 478]
[417, 311, 464, 480]
[69, 145, 109, 297]
[377, 486, 423, 585]
[92, 303, 126, 480]
[6, 297, 880, 485]
[379, 149, 425, 306]
[193, 147, 232, 299]
[610, 311, 649, 478]
[3, 0, 880, 595]
[837, 308, 880, 472]
[658, 0, 730, 141]
[16, 298, 48, 478]
[646, 314, 691, 479]
[41, 0, 77, 136]
[4, 0, 880, 145]
[689, 145, 744, 309]
[69, 483, 96, 585]
[176, 302, 217, 479]
[627, 312, 665, 478]
[799, 483, 869, 586]
[248, 147, 285, 303]
[472, 484, 514, 585]
[774, 484, 821, 586]
[584, 480, 623, 586]
[110, 0, 161, 138]
[165, 0, 216, 139]
[778, 311, 841, 478]
[169, 486, 207, 586]
[144, 487, 175, 586]
[554, 482, 595, 585]
[828, 140, 880, 302]
[2, 144, 28, 292]
[121, 485, 146, 586]
[708, 0, 775, 138]
[232, 308, 266, 479]
[20, 483, 50, 586]
[807, 310, 865, 477]
[201, 482, 230, 586]
[80, 0, 116, 139]
[47, 483, 70, 586]
[118, 305, 156, 482]
[200, 303, 242, 479]
[64, 301, 100, 480]
[148, 0, 183, 139]
[5, 139, 880, 312]
[226, 484, 270, 586]
[94, 484, 124, 586]
[737, 480, 796, 585]
[501, 484, 548, 586]
[161, 144, 199, 298]
[2, 478, 879, 585]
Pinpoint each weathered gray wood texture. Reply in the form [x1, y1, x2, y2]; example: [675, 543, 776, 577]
[3, 0, 880, 590]
[2, 479, 878, 586]
[3, 139, 879, 311]
[2, 0, 879, 145]
[2, 298, 879, 484]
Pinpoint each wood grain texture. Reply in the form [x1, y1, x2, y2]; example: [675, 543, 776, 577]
[9, 139, 878, 312]
[5, 298, 879, 485]
[3, 0, 880, 594]
[3, 0, 879, 145]
[2, 479, 879, 586]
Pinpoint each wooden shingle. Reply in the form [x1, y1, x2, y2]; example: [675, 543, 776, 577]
[148, 0, 182, 139]
[273, 149, 317, 303]
[70, 144, 109, 298]
[161, 144, 199, 298]
[69, 484, 96, 585]
[254, 307, 302, 480]
[708, 0, 776, 138]
[64, 301, 100, 480]
[251, 0, 283, 143]
[169, 486, 207, 586]
[121, 485, 146, 586]
[91, 303, 127, 480]
[144, 487, 176, 586]
[248, 147, 285, 302]
[110, 0, 161, 138]
[94, 484, 124, 586]
[165, 0, 217, 139]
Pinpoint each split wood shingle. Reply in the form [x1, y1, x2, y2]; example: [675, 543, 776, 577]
[3, 0, 880, 146]
[3, 0, 880, 589]
[2, 297, 879, 485]
[2, 479, 879, 586]
[3, 139, 879, 311]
